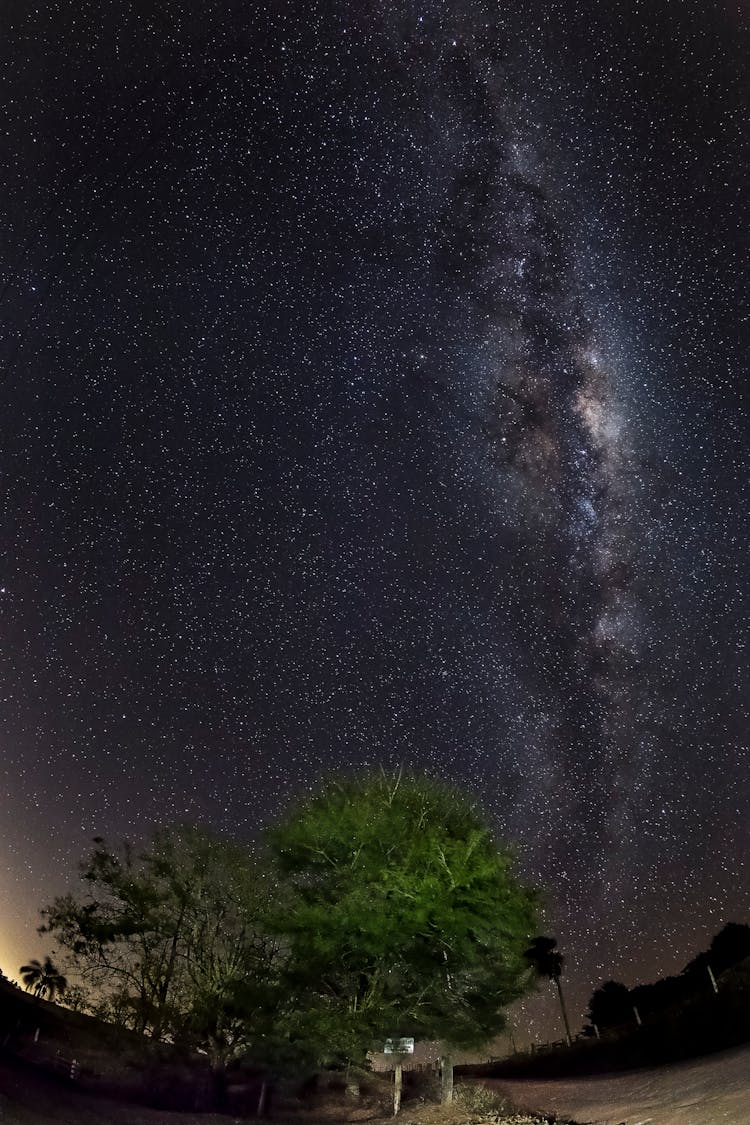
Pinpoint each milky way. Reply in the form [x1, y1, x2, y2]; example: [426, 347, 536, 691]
[0, 0, 748, 1040]
[402, 3, 640, 882]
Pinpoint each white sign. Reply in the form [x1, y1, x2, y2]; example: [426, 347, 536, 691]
[383, 1037, 414, 1055]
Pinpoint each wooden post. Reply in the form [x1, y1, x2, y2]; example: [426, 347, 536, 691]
[440, 1054, 454, 1104]
[555, 976, 573, 1046]
[393, 1061, 403, 1116]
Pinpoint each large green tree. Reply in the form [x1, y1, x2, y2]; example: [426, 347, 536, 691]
[267, 769, 539, 1101]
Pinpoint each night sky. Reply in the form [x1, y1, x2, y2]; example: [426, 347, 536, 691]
[1, 0, 748, 1042]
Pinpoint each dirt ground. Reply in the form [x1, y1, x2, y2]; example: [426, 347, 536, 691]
[486, 1039, 750, 1124]
[0, 1056, 547, 1125]
[9, 1043, 750, 1125]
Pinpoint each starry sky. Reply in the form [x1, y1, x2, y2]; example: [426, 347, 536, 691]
[1, 0, 748, 1041]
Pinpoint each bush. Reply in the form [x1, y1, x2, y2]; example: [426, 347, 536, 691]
[453, 1081, 507, 1114]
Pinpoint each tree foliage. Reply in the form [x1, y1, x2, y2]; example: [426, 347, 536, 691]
[586, 979, 632, 1031]
[682, 922, 750, 981]
[267, 770, 539, 1069]
[40, 827, 282, 1069]
[37, 771, 543, 1103]
[19, 956, 67, 1001]
[525, 935, 572, 1044]
[586, 923, 750, 1036]
[525, 936, 563, 981]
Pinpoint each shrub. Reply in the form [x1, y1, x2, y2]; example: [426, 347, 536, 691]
[453, 1081, 507, 1113]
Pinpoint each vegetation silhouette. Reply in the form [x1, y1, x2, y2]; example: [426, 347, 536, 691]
[33, 769, 540, 1113]
[19, 956, 67, 1002]
[40, 825, 283, 1106]
[483, 922, 750, 1082]
[585, 923, 750, 1034]
[525, 935, 572, 1045]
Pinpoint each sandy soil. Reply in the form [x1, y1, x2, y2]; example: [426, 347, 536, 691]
[487, 1040, 750, 1124]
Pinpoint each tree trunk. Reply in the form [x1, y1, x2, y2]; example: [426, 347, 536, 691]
[209, 1058, 227, 1110]
[440, 1054, 453, 1104]
[152, 902, 187, 1039]
[555, 976, 572, 1045]
[345, 1063, 361, 1099]
[393, 1061, 403, 1116]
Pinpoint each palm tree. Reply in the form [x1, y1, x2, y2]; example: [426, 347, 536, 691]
[525, 936, 572, 1045]
[19, 956, 67, 1002]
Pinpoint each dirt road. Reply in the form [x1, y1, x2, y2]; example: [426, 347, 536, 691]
[487, 1041, 750, 1124]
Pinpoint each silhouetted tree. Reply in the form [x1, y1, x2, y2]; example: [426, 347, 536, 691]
[60, 982, 92, 1014]
[631, 974, 687, 1018]
[40, 826, 282, 1102]
[682, 922, 750, 984]
[525, 936, 571, 1045]
[586, 979, 632, 1031]
[19, 956, 67, 1002]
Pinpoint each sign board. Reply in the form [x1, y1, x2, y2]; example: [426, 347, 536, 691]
[383, 1037, 414, 1055]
